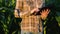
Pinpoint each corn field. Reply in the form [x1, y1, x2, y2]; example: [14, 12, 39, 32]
[0, 0, 60, 34]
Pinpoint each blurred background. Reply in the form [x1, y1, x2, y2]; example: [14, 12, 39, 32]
[0, 0, 60, 34]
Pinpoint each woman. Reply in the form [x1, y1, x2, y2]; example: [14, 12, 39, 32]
[14, 0, 50, 34]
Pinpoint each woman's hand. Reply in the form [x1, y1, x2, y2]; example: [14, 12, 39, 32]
[30, 8, 39, 15]
[40, 9, 50, 20]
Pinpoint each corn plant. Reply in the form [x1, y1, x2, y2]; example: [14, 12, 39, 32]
[0, 0, 20, 34]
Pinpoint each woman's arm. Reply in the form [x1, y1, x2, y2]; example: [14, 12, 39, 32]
[14, 8, 39, 18]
